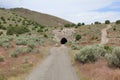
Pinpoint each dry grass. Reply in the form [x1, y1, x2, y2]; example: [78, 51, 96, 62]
[74, 24, 106, 45]
[75, 58, 120, 80]
[107, 24, 120, 46]
[0, 45, 50, 80]
[69, 48, 120, 80]
[10, 8, 71, 27]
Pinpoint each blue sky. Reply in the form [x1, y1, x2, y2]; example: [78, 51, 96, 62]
[0, 0, 120, 24]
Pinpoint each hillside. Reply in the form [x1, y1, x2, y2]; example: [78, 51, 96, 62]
[1, 7, 120, 80]
[0, 8, 46, 35]
[0, 8, 54, 80]
[10, 8, 71, 27]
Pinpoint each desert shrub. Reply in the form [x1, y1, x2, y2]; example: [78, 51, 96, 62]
[14, 35, 43, 48]
[71, 45, 79, 50]
[10, 47, 21, 58]
[7, 18, 10, 20]
[104, 45, 112, 53]
[75, 45, 106, 63]
[81, 23, 85, 25]
[15, 39, 27, 45]
[75, 34, 81, 41]
[113, 27, 116, 31]
[0, 31, 3, 35]
[0, 25, 6, 30]
[37, 28, 43, 32]
[10, 47, 33, 58]
[94, 21, 101, 24]
[105, 20, 110, 24]
[64, 24, 71, 28]
[71, 23, 76, 27]
[116, 20, 120, 24]
[0, 55, 4, 62]
[32, 49, 41, 54]
[7, 26, 29, 35]
[0, 75, 7, 80]
[105, 47, 120, 68]
[44, 34, 48, 38]
[77, 23, 81, 26]
[0, 36, 12, 47]
[71, 44, 83, 50]
[2, 43, 11, 49]
[0, 16, 5, 22]
[22, 47, 33, 53]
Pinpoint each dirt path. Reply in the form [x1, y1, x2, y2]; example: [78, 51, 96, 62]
[101, 25, 112, 44]
[25, 45, 79, 80]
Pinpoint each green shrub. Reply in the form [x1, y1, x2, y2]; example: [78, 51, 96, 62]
[116, 20, 120, 24]
[22, 47, 32, 53]
[75, 34, 81, 41]
[0, 25, 6, 30]
[71, 23, 76, 27]
[44, 34, 48, 38]
[14, 35, 42, 47]
[81, 23, 85, 25]
[77, 23, 81, 26]
[27, 43, 35, 49]
[0, 36, 12, 47]
[71, 44, 83, 50]
[0, 55, 4, 62]
[71, 45, 79, 50]
[64, 24, 71, 28]
[15, 39, 27, 45]
[10, 47, 21, 58]
[75, 45, 106, 63]
[0, 75, 7, 80]
[37, 28, 43, 32]
[0, 16, 5, 22]
[2, 43, 11, 49]
[105, 20, 110, 24]
[32, 49, 41, 54]
[10, 47, 33, 58]
[112, 27, 116, 31]
[7, 26, 29, 35]
[104, 45, 112, 53]
[94, 21, 101, 24]
[105, 47, 120, 68]
[0, 31, 3, 36]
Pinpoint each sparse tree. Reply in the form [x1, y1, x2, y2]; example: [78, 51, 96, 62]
[71, 23, 76, 27]
[94, 21, 101, 24]
[82, 23, 85, 25]
[0, 16, 5, 22]
[75, 34, 81, 41]
[64, 24, 71, 27]
[116, 20, 120, 24]
[7, 26, 29, 35]
[77, 23, 81, 26]
[105, 20, 110, 24]
[0, 31, 3, 36]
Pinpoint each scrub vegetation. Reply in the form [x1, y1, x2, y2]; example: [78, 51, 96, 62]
[1, 7, 120, 80]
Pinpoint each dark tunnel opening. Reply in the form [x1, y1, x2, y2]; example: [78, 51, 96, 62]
[60, 38, 67, 44]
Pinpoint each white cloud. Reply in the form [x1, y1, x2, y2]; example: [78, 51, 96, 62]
[20, 0, 114, 13]
[67, 11, 120, 24]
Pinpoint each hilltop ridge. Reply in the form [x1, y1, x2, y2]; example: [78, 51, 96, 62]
[10, 8, 72, 27]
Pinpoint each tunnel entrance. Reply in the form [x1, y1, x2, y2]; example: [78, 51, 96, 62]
[60, 38, 67, 44]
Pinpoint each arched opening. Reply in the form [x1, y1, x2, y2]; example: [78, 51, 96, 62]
[60, 38, 67, 44]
